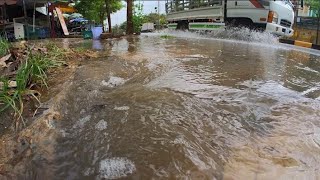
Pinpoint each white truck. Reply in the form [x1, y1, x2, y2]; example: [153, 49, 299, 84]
[166, 0, 295, 37]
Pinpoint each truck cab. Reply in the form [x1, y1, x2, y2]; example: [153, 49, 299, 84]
[265, 0, 294, 36]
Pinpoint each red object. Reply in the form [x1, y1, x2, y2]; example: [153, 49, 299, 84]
[249, 0, 265, 9]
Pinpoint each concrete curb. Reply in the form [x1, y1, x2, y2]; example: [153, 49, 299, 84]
[279, 39, 320, 50]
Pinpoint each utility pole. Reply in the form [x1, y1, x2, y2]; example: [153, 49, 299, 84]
[22, 0, 29, 40]
[316, 8, 320, 45]
[158, 0, 160, 31]
[293, 0, 299, 29]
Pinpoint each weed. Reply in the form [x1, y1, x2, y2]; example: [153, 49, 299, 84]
[0, 43, 66, 123]
[28, 53, 63, 87]
[0, 38, 9, 57]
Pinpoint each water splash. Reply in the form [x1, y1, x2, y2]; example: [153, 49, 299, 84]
[98, 157, 136, 179]
[155, 27, 278, 44]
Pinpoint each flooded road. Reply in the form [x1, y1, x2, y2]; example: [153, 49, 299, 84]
[11, 33, 320, 179]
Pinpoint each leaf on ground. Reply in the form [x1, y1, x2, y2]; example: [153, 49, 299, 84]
[0, 54, 12, 67]
[0, 81, 17, 89]
[85, 51, 99, 58]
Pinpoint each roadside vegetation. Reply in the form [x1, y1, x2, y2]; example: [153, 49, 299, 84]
[0, 41, 68, 126]
[118, 3, 167, 34]
[0, 38, 9, 57]
[75, 0, 123, 33]
[160, 35, 175, 39]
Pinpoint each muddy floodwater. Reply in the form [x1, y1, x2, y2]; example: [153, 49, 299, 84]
[4, 33, 320, 179]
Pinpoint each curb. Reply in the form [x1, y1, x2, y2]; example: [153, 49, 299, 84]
[279, 39, 320, 50]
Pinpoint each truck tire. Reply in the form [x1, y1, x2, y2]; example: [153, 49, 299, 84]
[226, 18, 253, 29]
[177, 21, 189, 30]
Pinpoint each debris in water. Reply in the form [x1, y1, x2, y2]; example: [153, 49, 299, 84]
[98, 157, 136, 179]
[0, 54, 11, 67]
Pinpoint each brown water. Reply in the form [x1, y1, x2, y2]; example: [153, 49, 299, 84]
[13, 34, 320, 179]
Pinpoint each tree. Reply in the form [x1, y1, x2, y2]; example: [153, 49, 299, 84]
[75, 0, 122, 33]
[143, 13, 167, 28]
[106, 0, 123, 33]
[306, 0, 320, 17]
[306, 0, 320, 44]
[127, 0, 134, 34]
[132, 2, 144, 33]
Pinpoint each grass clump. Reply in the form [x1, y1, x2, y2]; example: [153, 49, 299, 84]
[0, 43, 65, 123]
[160, 35, 175, 39]
[0, 38, 9, 57]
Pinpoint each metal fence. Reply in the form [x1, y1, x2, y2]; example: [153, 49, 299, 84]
[296, 17, 319, 30]
[166, 0, 223, 13]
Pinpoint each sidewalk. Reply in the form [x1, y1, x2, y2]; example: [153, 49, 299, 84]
[279, 39, 320, 50]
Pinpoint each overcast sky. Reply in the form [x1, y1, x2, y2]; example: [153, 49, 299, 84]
[111, 1, 166, 25]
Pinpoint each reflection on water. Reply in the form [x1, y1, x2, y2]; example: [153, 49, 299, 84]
[19, 34, 320, 179]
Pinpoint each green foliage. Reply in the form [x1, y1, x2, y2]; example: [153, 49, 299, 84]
[75, 0, 122, 24]
[0, 44, 65, 122]
[133, 2, 144, 33]
[0, 78, 21, 119]
[143, 13, 167, 26]
[28, 53, 63, 87]
[112, 25, 125, 36]
[75, 0, 105, 23]
[0, 38, 9, 57]
[120, 2, 167, 33]
[306, 0, 320, 17]
[107, 0, 123, 14]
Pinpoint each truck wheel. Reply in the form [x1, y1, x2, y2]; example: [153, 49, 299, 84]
[238, 19, 253, 29]
[177, 21, 189, 30]
[226, 18, 253, 29]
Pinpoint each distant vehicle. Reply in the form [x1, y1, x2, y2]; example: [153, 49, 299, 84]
[165, 0, 296, 37]
[141, 23, 155, 32]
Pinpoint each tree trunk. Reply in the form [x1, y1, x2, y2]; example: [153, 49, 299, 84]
[105, 0, 112, 33]
[107, 13, 112, 33]
[127, 0, 134, 34]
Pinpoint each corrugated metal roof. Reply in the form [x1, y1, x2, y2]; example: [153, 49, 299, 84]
[0, 0, 49, 6]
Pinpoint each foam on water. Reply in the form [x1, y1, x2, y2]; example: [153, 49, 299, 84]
[295, 66, 320, 74]
[95, 120, 108, 131]
[98, 157, 136, 179]
[114, 106, 130, 111]
[101, 76, 126, 88]
[73, 115, 91, 129]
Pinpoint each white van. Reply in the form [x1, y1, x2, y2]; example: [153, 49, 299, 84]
[166, 0, 295, 37]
